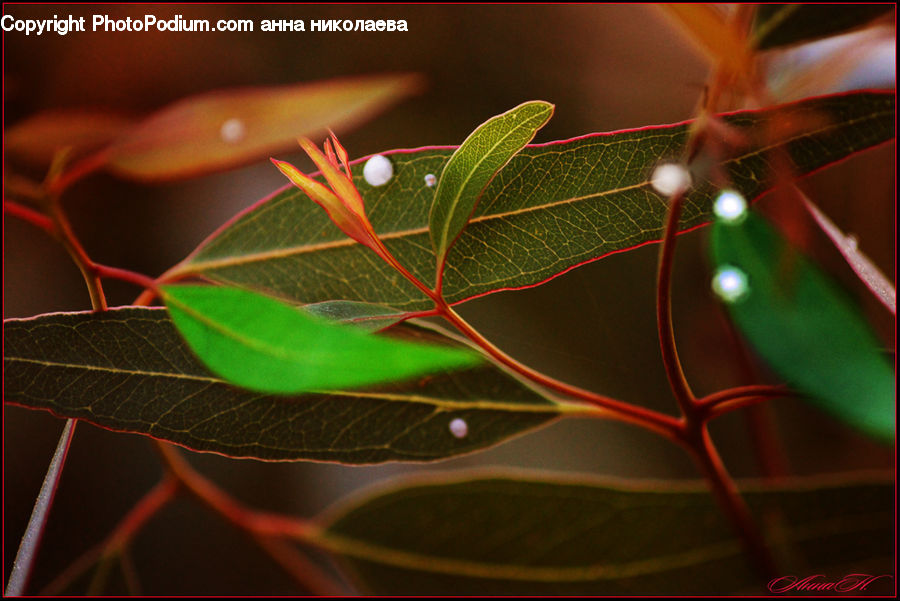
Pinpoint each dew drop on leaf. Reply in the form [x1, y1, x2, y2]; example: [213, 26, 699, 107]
[363, 154, 393, 186]
[424, 173, 437, 187]
[713, 189, 748, 224]
[650, 163, 692, 197]
[845, 234, 858, 250]
[219, 118, 246, 144]
[448, 417, 468, 439]
[712, 265, 750, 303]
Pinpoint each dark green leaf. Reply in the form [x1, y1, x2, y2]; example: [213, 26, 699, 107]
[430, 101, 554, 274]
[710, 213, 894, 442]
[161, 285, 478, 394]
[754, 5, 893, 50]
[315, 472, 894, 594]
[4, 308, 573, 462]
[101, 74, 421, 181]
[176, 92, 895, 312]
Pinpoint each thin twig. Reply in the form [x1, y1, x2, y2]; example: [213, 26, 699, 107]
[437, 300, 684, 438]
[685, 424, 778, 582]
[41, 477, 178, 595]
[152, 441, 341, 594]
[4, 199, 56, 235]
[5, 419, 77, 596]
[655, 190, 696, 414]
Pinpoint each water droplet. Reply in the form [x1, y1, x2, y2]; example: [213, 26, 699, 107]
[363, 154, 393, 187]
[845, 234, 858, 251]
[220, 118, 245, 143]
[712, 266, 750, 303]
[448, 417, 468, 439]
[424, 173, 437, 187]
[713, 189, 747, 224]
[650, 163, 692, 197]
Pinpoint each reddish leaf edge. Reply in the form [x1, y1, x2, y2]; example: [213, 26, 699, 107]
[174, 89, 896, 307]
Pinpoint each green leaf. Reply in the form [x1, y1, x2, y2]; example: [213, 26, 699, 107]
[161, 285, 478, 394]
[429, 101, 554, 276]
[100, 74, 421, 181]
[315, 472, 894, 595]
[176, 92, 895, 312]
[753, 5, 893, 50]
[710, 213, 894, 442]
[4, 308, 572, 462]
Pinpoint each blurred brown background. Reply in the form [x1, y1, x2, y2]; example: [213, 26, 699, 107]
[4, 4, 894, 594]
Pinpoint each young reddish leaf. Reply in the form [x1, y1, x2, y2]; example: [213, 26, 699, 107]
[100, 74, 422, 181]
[315, 472, 893, 594]
[4, 308, 570, 462]
[4, 110, 135, 166]
[659, 4, 753, 74]
[160, 284, 478, 394]
[175, 92, 894, 312]
[711, 212, 894, 442]
[429, 101, 554, 282]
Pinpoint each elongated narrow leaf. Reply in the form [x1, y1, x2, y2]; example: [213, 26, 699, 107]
[176, 92, 895, 312]
[161, 285, 478, 394]
[430, 101, 554, 273]
[4, 110, 136, 166]
[710, 213, 894, 442]
[315, 472, 894, 594]
[4, 308, 572, 462]
[753, 5, 893, 50]
[100, 74, 421, 181]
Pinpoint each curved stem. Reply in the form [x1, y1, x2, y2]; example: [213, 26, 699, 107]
[656, 191, 695, 413]
[46, 151, 108, 195]
[50, 196, 107, 311]
[5, 419, 77, 596]
[435, 299, 683, 438]
[41, 477, 178, 595]
[698, 384, 788, 410]
[93, 263, 159, 292]
[683, 424, 778, 582]
[152, 442, 342, 594]
[4, 199, 56, 235]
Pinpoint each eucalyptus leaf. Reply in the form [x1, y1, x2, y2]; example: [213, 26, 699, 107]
[710, 212, 894, 442]
[101, 74, 421, 180]
[3, 308, 572, 462]
[177, 92, 895, 312]
[429, 101, 554, 275]
[315, 472, 894, 594]
[160, 284, 478, 394]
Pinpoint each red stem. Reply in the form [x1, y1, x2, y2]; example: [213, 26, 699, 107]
[656, 191, 696, 413]
[93, 263, 159, 292]
[436, 299, 683, 438]
[684, 424, 778, 581]
[698, 384, 788, 410]
[47, 151, 108, 195]
[152, 442, 340, 594]
[4, 200, 56, 235]
[41, 477, 179, 595]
